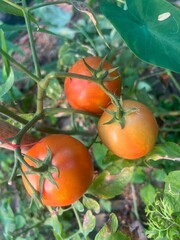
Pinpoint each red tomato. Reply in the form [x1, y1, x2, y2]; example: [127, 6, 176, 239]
[21, 134, 94, 206]
[98, 100, 158, 159]
[64, 56, 121, 114]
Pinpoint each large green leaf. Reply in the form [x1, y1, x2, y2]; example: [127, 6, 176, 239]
[100, 0, 180, 73]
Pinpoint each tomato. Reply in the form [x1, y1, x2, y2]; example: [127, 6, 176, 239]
[64, 56, 121, 114]
[98, 100, 158, 160]
[21, 134, 94, 206]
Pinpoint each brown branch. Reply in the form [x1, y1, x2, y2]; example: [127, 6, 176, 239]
[0, 120, 37, 153]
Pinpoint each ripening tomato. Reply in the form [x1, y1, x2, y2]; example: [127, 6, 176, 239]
[64, 56, 121, 114]
[21, 134, 94, 206]
[98, 100, 158, 160]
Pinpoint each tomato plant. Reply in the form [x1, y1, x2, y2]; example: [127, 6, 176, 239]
[98, 100, 159, 159]
[64, 56, 121, 114]
[21, 134, 94, 207]
[0, 0, 180, 239]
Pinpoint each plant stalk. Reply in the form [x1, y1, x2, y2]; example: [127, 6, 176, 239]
[0, 48, 40, 83]
[22, 0, 42, 79]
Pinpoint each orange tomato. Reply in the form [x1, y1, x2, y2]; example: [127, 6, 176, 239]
[64, 56, 121, 114]
[98, 100, 158, 159]
[21, 134, 94, 206]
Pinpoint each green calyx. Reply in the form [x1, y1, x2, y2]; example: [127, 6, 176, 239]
[23, 147, 60, 203]
[102, 104, 138, 129]
[82, 55, 120, 83]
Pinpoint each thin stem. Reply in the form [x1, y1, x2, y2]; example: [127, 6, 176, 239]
[19, 166, 43, 207]
[166, 70, 180, 93]
[160, 127, 180, 132]
[131, 184, 140, 221]
[0, 105, 28, 124]
[22, 0, 42, 79]
[41, 71, 117, 89]
[36, 125, 95, 137]
[13, 221, 43, 238]
[36, 84, 44, 114]
[156, 110, 180, 118]
[29, 1, 71, 12]
[0, 48, 40, 83]
[72, 204, 84, 235]
[13, 112, 43, 145]
[8, 152, 19, 185]
[44, 107, 99, 118]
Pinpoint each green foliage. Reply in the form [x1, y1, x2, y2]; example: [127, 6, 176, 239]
[100, 0, 180, 73]
[146, 142, 180, 162]
[89, 163, 134, 199]
[95, 213, 131, 240]
[0, 0, 180, 239]
[145, 171, 180, 240]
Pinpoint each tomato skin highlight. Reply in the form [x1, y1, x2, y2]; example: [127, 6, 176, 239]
[98, 100, 158, 160]
[64, 56, 121, 114]
[21, 134, 94, 206]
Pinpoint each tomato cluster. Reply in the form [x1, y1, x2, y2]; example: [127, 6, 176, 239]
[22, 56, 158, 207]
[65, 56, 158, 160]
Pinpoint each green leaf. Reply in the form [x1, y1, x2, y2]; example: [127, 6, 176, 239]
[52, 215, 63, 240]
[0, 199, 16, 237]
[71, 235, 81, 240]
[132, 167, 146, 184]
[15, 215, 26, 229]
[83, 210, 96, 237]
[0, 29, 10, 78]
[145, 142, 180, 162]
[151, 169, 167, 182]
[82, 196, 100, 214]
[72, 200, 84, 212]
[0, 0, 37, 24]
[46, 79, 63, 100]
[100, 0, 180, 73]
[164, 170, 180, 212]
[92, 142, 108, 169]
[99, 199, 112, 212]
[0, 67, 14, 98]
[95, 213, 119, 240]
[140, 184, 156, 205]
[89, 166, 134, 199]
[0, 0, 23, 17]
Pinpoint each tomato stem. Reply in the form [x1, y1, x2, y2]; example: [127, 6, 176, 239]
[44, 107, 99, 118]
[22, 0, 42, 79]
[0, 47, 40, 83]
[13, 112, 43, 146]
[8, 152, 19, 185]
[166, 70, 180, 93]
[131, 184, 140, 221]
[0, 105, 28, 124]
[20, 166, 44, 208]
[72, 204, 86, 238]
